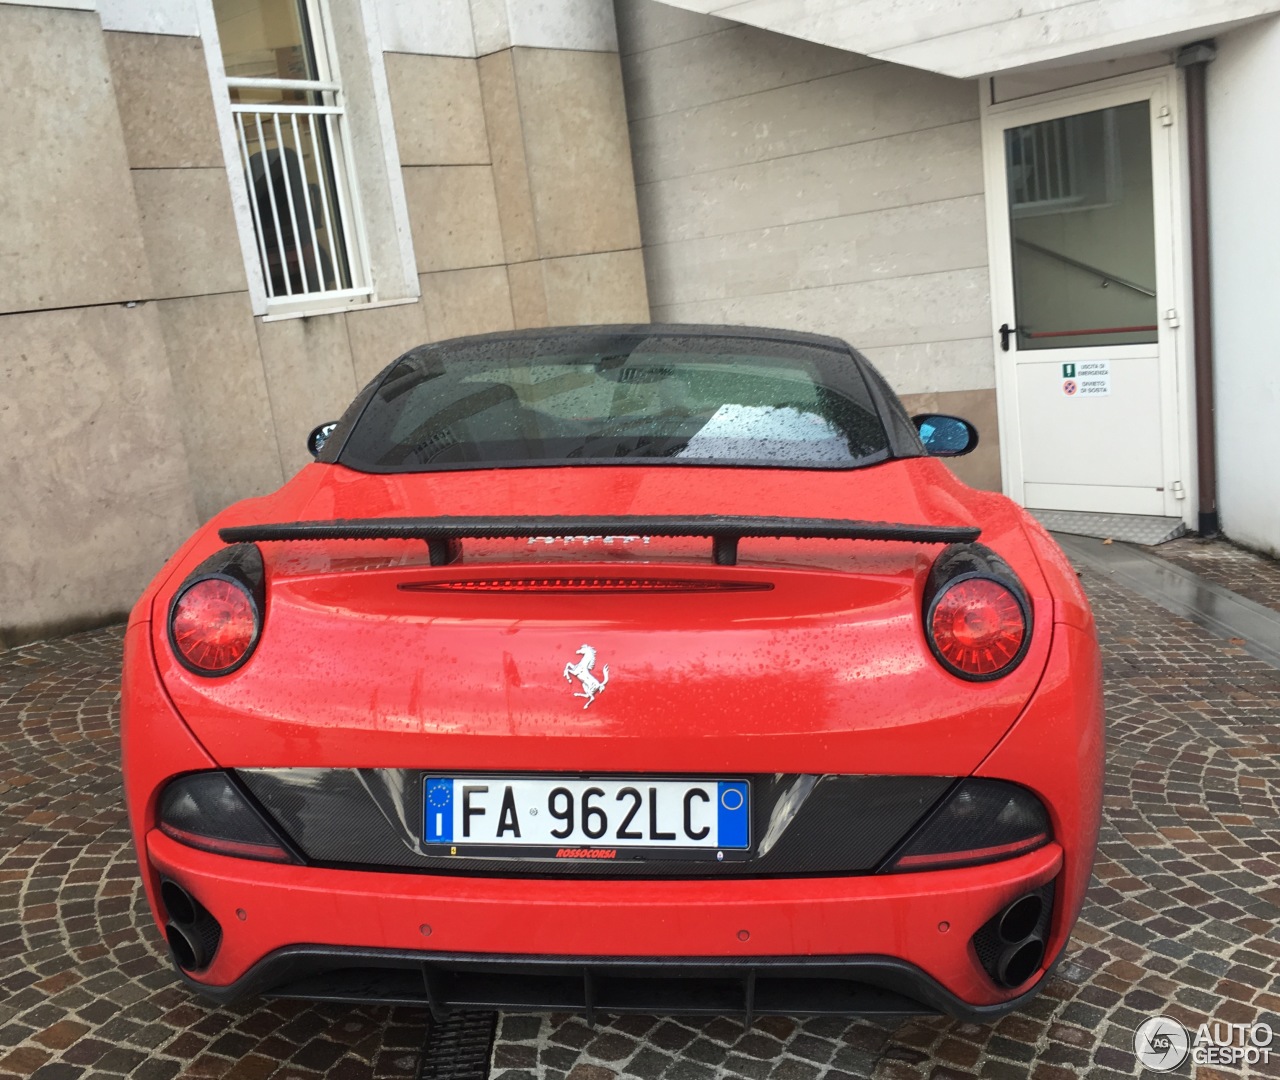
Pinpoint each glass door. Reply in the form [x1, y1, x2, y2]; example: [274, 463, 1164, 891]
[1007, 101, 1158, 352]
[985, 76, 1187, 521]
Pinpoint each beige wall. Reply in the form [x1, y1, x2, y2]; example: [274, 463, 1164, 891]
[1, 1, 649, 646]
[0, 7, 199, 646]
[615, 0, 1001, 490]
[0, 6, 152, 315]
[387, 45, 650, 336]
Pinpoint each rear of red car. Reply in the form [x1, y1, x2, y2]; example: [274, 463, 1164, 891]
[121, 326, 1102, 1022]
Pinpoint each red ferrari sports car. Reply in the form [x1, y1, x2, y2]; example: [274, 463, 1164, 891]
[122, 324, 1103, 1023]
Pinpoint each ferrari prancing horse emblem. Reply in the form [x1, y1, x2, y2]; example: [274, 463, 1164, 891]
[564, 645, 609, 708]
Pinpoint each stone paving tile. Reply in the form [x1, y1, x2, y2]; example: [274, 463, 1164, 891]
[1147, 536, 1280, 615]
[2, 564, 1279, 1079]
[0, 628, 431, 1080]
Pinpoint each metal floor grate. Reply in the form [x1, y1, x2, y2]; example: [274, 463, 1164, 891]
[417, 1011, 497, 1080]
[1029, 509, 1186, 545]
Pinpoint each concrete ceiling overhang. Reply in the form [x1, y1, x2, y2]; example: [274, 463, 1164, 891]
[655, 0, 1280, 78]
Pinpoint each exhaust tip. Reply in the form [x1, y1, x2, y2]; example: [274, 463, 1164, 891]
[970, 880, 1055, 989]
[159, 878, 222, 972]
[997, 894, 1043, 943]
[160, 879, 196, 925]
[997, 936, 1045, 988]
[166, 922, 202, 970]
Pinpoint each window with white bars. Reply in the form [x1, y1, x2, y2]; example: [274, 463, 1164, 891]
[1006, 110, 1121, 215]
[213, 0, 371, 309]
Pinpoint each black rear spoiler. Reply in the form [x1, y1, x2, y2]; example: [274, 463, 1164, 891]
[219, 515, 979, 567]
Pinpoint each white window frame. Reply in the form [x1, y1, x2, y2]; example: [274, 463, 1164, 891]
[201, 0, 375, 315]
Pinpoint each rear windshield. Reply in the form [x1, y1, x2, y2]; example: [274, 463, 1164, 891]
[338, 331, 891, 472]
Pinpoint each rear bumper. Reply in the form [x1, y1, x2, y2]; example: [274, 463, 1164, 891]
[175, 945, 1060, 1024]
[147, 829, 1064, 1014]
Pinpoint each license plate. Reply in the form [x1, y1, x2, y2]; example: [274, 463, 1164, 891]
[423, 776, 750, 856]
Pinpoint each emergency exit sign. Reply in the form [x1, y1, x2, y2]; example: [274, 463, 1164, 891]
[1062, 361, 1110, 397]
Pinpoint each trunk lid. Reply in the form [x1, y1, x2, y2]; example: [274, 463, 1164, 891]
[156, 459, 1051, 775]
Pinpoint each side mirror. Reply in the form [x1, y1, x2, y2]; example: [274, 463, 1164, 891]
[307, 421, 339, 458]
[912, 414, 978, 457]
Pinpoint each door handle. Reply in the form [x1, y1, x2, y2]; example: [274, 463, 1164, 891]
[999, 323, 1014, 352]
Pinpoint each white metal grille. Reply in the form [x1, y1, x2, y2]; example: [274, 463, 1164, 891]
[228, 75, 370, 306]
[1007, 110, 1121, 215]
[1008, 117, 1077, 207]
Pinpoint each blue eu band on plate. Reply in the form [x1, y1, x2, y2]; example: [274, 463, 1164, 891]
[423, 776, 750, 852]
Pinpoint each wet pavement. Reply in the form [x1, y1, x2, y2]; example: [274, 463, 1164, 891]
[1057, 534, 1280, 671]
[1147, 537, 1280, 617]
[2, 542, 1279, 1079]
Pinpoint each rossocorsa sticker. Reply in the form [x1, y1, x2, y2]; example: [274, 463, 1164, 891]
[556, 848, 617, 859]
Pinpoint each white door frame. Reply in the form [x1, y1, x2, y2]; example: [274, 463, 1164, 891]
[980, 68, 1196, 526]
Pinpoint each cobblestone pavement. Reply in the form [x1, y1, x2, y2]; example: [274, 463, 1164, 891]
[2, 565, 1279, 1080]
[1146, 537, 1280, 616]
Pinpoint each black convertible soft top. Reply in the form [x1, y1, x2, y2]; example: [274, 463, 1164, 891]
[315, 324, 927, 475]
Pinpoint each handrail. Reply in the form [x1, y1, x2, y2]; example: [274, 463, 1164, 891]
[1015, 238, 1156, 298]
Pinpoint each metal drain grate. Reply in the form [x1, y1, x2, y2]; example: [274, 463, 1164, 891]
[416, 1011, 498, 1080]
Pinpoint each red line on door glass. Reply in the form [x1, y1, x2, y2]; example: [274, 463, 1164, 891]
[1024, 325, 1158, 339]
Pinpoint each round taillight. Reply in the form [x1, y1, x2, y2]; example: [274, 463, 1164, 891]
[170, 578, 259, 675]
[929, 577, 1026, 679]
